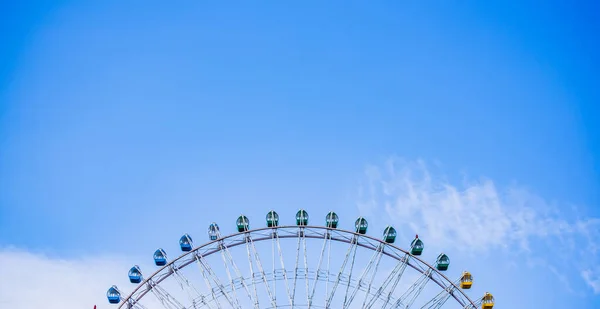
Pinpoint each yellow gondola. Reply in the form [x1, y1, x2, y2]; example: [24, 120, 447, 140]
[460, 271, 473, 289]
[481, 292, 494, 309]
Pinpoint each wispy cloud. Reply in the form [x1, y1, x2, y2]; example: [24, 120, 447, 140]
[356, 157, 600, 295]
[582, 269, 600, 294]
[0, 248, 132, 309]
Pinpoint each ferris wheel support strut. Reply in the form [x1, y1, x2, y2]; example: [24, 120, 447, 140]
[307, 228, 329, 309]
[365, 253, 409, 309]
[193, 253, 234, 309]
[245, 231, 278, 309]
[218, 235, 259, 309]
[343, 243, 384, 309]
[341, 235, 360, 308]
[148, 279, 185, 309]
[291, 229, 301, 307]
[359, 245, 385, 309]
[218, 246, 243, 309]
[242, 235, 261, 308]
[302, 228, 311, 309]
[274, 228, 295, 308]
[171, 265, 212, 309]
[126, 297, 149, 309]
[391, 268, 433, 309]
[324, 234, 358, 308]
[420, 275, 461, 309]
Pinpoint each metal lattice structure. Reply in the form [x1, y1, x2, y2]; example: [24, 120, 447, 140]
[106, 211, 495, 309]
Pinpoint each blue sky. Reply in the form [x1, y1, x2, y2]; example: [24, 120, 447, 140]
[1, 1, 599, 308]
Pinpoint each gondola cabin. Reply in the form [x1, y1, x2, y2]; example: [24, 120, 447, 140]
[237, 215, 250, 232]
[325, 211, 339, 228]
[436, 253, 450, 271]
[355, 217, 368, 234]
[410, 235, 424, 255]
[153, 248, 167, 266]
[296, 209, 309, 226]
[208, 223, 220, 240]
[107, 286, 121, 304]
[481, 292, 494, 309]
[460, 271, 473, 289]
[128, 265, 142, 283]
[179, 234, 193, 251]
[383, 226, 397, 243]
[266, 210, 279, 227]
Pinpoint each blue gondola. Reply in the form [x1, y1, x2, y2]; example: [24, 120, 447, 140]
[107, 285, 121, 304]
[208, 223, 220, 240]
[154, 248, 167, 266]
[179, 234, 193, 251]
[128, 265, 143, 283]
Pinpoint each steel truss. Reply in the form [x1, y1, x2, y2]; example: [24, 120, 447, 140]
[113, 226, 477, 309]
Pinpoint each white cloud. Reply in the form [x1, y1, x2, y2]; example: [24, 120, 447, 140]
[582, 270, 600, 294]
[0, 247, 133, 309]
[357, 157, 600, 295]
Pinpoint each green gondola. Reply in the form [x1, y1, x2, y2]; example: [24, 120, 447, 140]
[296, 209, 309, 226]
[236, 215, 250, 232]
[410, 235, 424, 255]
[355, 217, 368, 234]
[325, 211, 339, 228]
[383, 226, 396, 243]
[266, 210, 279, 227]
[436, 253, 450, 271]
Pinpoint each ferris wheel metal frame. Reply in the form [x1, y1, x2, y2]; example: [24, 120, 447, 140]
[107, 212, 495, 309]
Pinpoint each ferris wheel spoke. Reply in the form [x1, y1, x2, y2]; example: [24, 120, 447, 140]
[420, 274, 463, 309]
[419, 286, 453, 309]
[325, 231, 332, 306]
[246, 233, 278, 308]
[171, 265, 212, 309]
[271, 232, 277, 305]
[126, 298, 150, 309]
[194, 253, 236, 309]
[341, 237, 359, 309]
[148, 279, 185, 309]
[343, 243, 384, 309]
[302, 230, 310, 309]
[325, 234, 358, 308]
[463, 301, 477, 309]
[365, 254, 409, 309]
[307, 230, 329, 309]
[291, 229, 302, 308]
[218, 238, 259, 309]
[359, 246, 384, 309]
[219, 249, 244, 309]
[274, 229, 295, 307]
[391, 268, 433, 309]
[243, 236, 261, 308]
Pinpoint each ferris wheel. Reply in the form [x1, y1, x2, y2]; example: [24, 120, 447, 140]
[106, 210, 496, 309]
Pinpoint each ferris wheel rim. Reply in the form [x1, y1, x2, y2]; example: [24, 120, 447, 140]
[117, 225, 478, 308]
